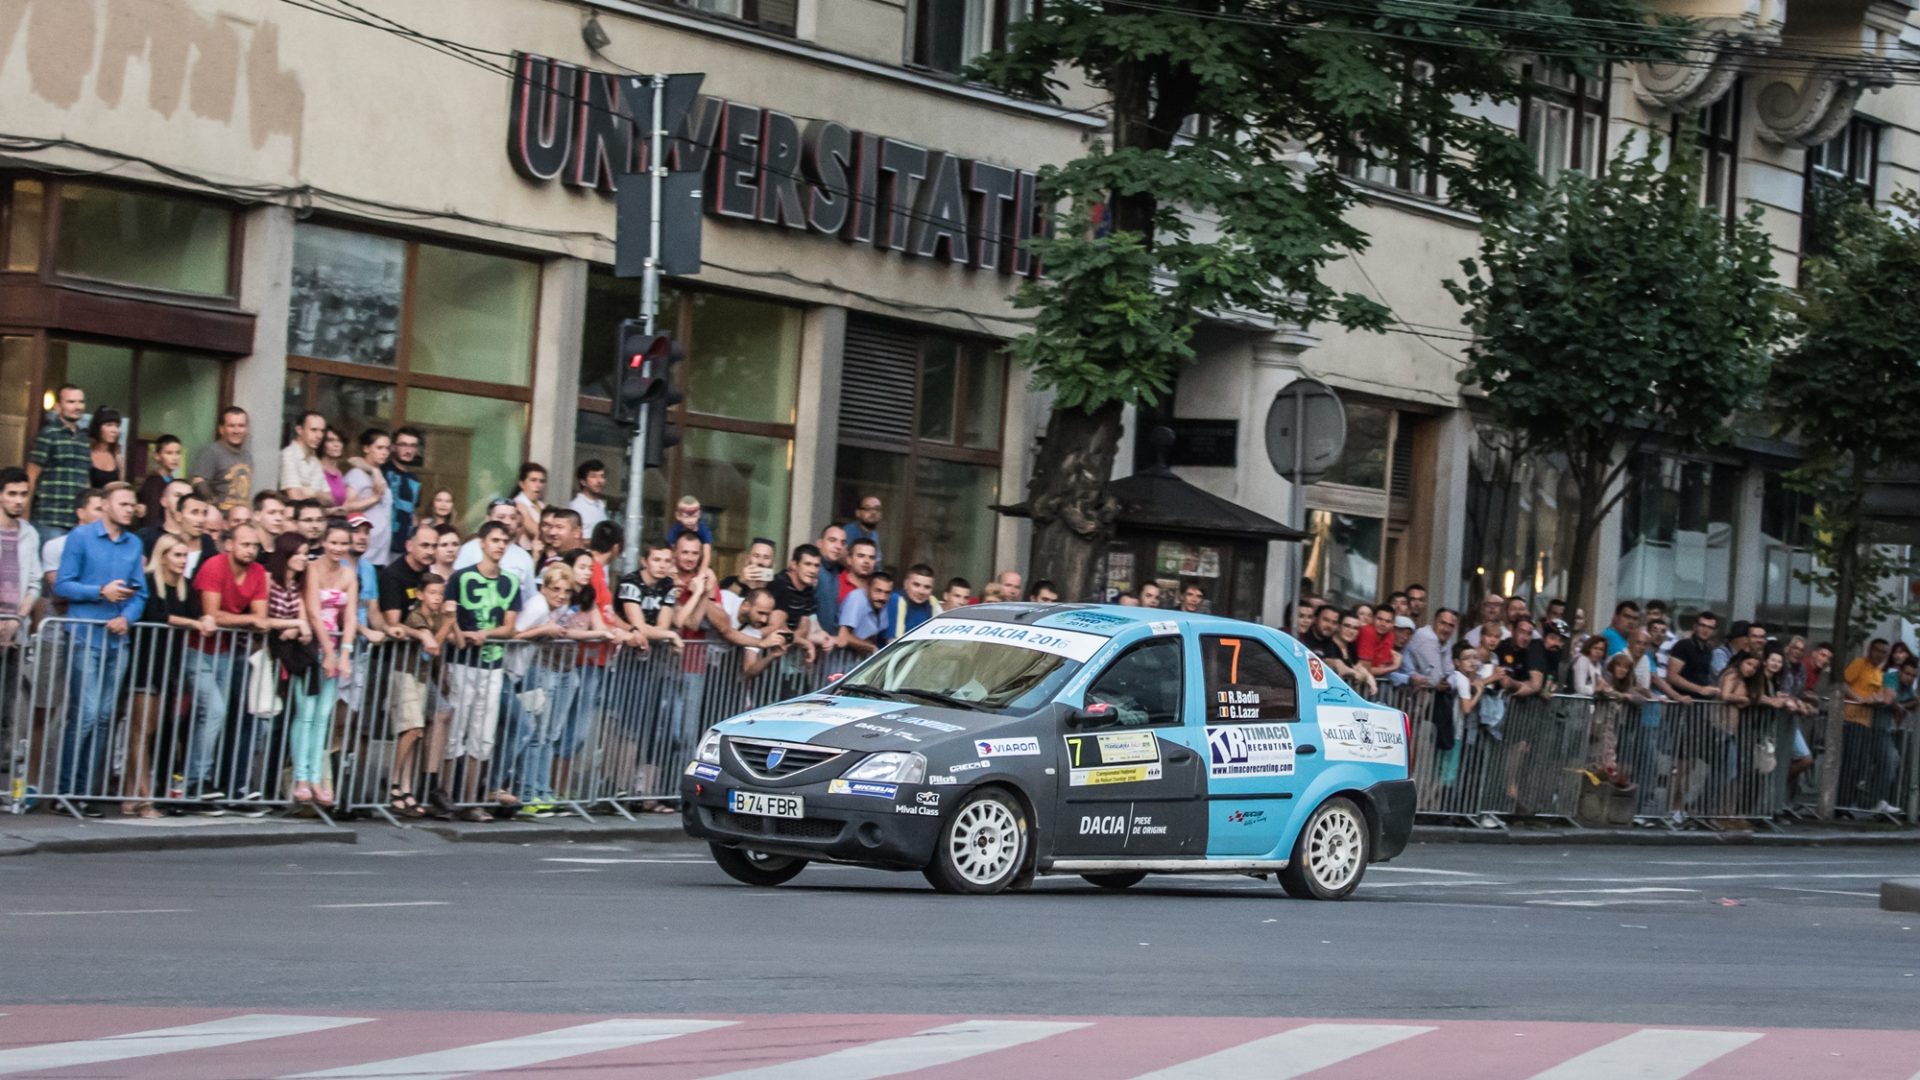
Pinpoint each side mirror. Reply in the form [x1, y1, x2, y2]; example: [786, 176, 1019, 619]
[1066, 701, 1114, 728]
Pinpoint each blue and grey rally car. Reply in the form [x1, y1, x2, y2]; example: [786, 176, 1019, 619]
[680, 603, 1414, 899]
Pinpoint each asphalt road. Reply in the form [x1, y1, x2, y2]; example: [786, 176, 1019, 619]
[4, 835, 1917, 1032]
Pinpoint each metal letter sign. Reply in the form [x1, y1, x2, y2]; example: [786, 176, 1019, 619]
[1264, 378, 1346, 484]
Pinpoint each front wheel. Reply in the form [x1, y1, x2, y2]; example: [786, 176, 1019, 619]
[1279, 796, 1370, 900]
[709, 843, 806, 887]
[923, 789, 1028, 894]
[1081, 872, 1148, 891]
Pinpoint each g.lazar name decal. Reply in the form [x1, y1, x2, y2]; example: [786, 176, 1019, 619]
[507, 53, 1047, 277]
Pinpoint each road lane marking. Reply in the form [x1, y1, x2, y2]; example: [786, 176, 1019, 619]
[283, 1018, 735, 1079]
[0, 1014, 370, 1075]
[541, 857, 707, 864]
[1526, 1028, 1760, 1079]
[2, 908, 196, 916]
[312, 901, 450, 909]
[1525, 899, 1696, 908]
[1132, 1023, 1433, 1079]
[1368, 867, 1488, 876]
[1774, 886, 1880, 898]
[701, 1020, 1087, 1079]
[1361, 880, 1513, 889]
[1506, 888, 1701, 896]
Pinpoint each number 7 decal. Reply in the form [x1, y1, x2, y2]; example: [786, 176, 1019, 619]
[1219, 637, 1241, 683]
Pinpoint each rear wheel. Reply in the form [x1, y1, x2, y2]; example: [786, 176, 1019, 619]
[709, 843, 806, 887]
[923, 789, 1028, 894]
[1279, 797, 1370, 900]
[1081, 872, 1148, 891]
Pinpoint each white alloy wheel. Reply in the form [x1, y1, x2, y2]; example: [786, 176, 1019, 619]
[923, 789, 1028, 894]
[1279, 796, 1371, 900]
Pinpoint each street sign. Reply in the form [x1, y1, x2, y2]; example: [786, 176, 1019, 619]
[1264, 378, 1346, 484]
[615, 171, 703, 276]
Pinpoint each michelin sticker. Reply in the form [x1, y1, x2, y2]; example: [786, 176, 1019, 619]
[1320, 710, 1407, 766]
[975, 737, 1042, 758]
[685, 762, 721, 781]
[828, 779, 899, 799]
[906, 619, 1107, 662]
[1206, 723, 1296, 778]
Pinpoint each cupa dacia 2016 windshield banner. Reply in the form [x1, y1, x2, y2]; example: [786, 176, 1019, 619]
[506, 53, 1048, 278]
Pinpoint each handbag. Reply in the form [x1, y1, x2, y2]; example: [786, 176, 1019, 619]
[247, 648, 284, 716]
[516, 686, 549, 717]
[1753, 736, 1778, 775]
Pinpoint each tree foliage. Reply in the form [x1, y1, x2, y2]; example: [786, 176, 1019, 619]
[974, 0, 1679, 413]
[1771, 192, 1920, 649]
[1446, 135, 1783, 610]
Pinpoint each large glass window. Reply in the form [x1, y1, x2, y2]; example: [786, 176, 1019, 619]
[285, 222, 538, 504]
[1460, 425, 1578, 607]
[3, 179, 45, 272]
[1305, 510, 1383, 610]
[577, 270, 801, 565]
[1681, 81, 1741, 225]
[908, 0, 1031, 75]
[1085, 639, 1185, 728]
[1338, 58, 1443, 199]
[669, 0, 797, 35]
[1521, 62, 1608, 183]
[1200, 635, 1298, 723]
[53, 182, 235, 297]
[834, 318, 1006, 584]
[1803, 116, 1879, 262]
[0, 337, 32, 465]
[43, 339, 224, 478]
[1617, 454, 1738, 620]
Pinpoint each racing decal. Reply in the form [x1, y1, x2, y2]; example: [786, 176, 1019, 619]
[853, 720, 921, 742]
[1068, 763, 1164, 786]
[1224, 808, 1267, 826]
[1149, 620, 1179, 636]
[685, 762, 721, 781]
[927, 775, 959, 785]
[1079, 813, 1126, 835]
[1306, 655, 1329, 689]
[1041, 610, 1134, 633]
[948, 760, 991, 772]
[891, 715, 964, 734]
[1206, 723, 1296, 779]
[1075, 804, 1170, 842]
[906, 619, 1107, 662]
[828, 779, 898, 799]
[1320, 709, 1408, 766]
[916, 791, 940, 807]
[1094, 731, 1160, 764]
[975, 737, 1042, 757]
[892, 804, 939, 816]
[741, 699, 895, 726]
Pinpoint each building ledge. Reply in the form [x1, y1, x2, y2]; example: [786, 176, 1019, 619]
[585, 1, 1107, 130]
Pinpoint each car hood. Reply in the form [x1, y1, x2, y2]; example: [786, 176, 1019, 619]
[714, 694, 1034, 754]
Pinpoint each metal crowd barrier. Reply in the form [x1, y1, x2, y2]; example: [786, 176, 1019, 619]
[1, 615, 856, 824]
[1831, 703, 1915, 822]
[1377, 684, 1849, 830]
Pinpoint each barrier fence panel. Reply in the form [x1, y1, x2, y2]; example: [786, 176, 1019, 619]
[1831, 704, 1910, 821]
[0, 615, 26, 810]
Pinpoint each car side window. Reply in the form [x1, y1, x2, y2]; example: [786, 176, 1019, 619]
[1084, 638, 1185, 727]
[1201, 635, 1299, 722]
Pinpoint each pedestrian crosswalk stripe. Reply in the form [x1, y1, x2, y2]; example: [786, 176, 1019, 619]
[282, 1018, 737, 1080]
[0, 1014, 370, 1075]
[701, 1019, 1089, 1080]
[1526, 1028, 1763, 1080]
[1130, 1022, 1435, 1079]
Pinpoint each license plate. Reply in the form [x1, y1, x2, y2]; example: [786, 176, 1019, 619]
[729, 790, 804, 819]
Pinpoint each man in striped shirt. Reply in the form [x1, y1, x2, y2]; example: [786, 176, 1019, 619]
[26, 384, 90, 543]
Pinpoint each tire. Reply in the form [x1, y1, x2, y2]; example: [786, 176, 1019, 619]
[1279, 796, 1370, 901]
[922, 788, 1029, 894]
[709, 843, 807, 887]
[1081, 872, 1148, 891]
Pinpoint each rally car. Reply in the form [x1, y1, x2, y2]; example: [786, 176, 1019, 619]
[680, 604, 1414, 899]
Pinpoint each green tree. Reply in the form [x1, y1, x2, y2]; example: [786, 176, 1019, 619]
[1769, 193, 1920, 818]
[973, 0, 1675, 600]
[1446, 136, 1782, 616]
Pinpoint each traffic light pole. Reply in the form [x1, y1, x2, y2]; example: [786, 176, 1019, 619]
[620, 72, 667, 575]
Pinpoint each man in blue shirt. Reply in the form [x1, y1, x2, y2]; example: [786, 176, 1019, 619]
[834, 571, 892, 657]
[881, 563, 941, 645]
[53, 482, 147, 807]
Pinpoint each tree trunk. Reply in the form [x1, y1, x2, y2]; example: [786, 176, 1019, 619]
[1023, 402, 1126, 600]
[1563, 496, 1599, 625]
[1816, 520, 1861, 820]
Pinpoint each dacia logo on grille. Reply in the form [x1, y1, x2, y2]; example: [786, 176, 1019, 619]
[765, 748, 787, 770]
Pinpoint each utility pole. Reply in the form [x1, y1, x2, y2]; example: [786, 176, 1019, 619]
[619, 72, 667, 576]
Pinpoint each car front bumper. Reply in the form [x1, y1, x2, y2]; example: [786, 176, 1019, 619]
[679, 769, 944, 868]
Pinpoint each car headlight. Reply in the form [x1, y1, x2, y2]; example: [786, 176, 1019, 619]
[695, 730, 722, 765]
[845, 751, 927, 784]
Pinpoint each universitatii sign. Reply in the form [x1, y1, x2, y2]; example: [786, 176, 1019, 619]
[506, 53, 1047, 277]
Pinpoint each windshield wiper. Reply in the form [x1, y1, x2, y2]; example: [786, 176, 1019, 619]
[833, 684, 908, 702]
[890, 687, 981, 712]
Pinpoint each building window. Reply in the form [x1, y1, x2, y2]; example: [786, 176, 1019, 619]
[1680, 81, 1741, 225]
[41, 339, 226, 479]
[7, 180, 238, 299]
[1461, 424, 1577, 609]
[1305, 510, 1384, 610]
[834, 317, 1005, 583]
[1802, 116, 1879, 260]
[285, 222, 538, 529]
[1304, 400, 1406, 608]
[908, 0, 1032, 75]
[1617, 453, 1738, 622]
[1758, 471, 1827, 640]
[669, 0, 797, 36]
[1339, 59, 1443, 199]
[1519, 61, 1609, 183]
[578, 269, 802, 564]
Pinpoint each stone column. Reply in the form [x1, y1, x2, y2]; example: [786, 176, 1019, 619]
[788, 305, 846, 552]
[1422, 409, 1473, 613]
[1730, 464, 1767, 621]
[527, 258, 587, 486]
[233, 205, 294, 487]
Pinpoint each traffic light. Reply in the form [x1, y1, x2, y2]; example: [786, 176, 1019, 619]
[641, 335, 685, 468]
[612, 319, 662, 427]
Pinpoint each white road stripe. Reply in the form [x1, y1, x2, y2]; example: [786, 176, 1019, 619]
[1362, 880, 1513, 889]
[1525, 899, 1696, 908]
[1527, 1028, 1760, 1079]
[1367, 866, 1489, 876]
[1132, 1023, 1433, 1079]
[284, 1018, 735, 1079]
[2, 908, 196, 916]
[541, 857, 707, 864]
[703, 1019, 1087, 1079]
[312, 901, 450, 909]
[1774, 886, 1881, 898]
[0, 1014, 369, 1075]
[1507, 888, 1701, 896]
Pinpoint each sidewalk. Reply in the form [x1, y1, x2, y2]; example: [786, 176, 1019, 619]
[1411, 822, 1920, 846]
[0, 807, 690, 856]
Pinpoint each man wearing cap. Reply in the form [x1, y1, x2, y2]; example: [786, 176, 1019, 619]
[1538, 618, 1571, 693]
[346, 515, 388, 639]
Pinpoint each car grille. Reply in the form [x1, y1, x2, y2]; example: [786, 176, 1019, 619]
[711, 809, 844, 841]
[726, 737, 844, 781]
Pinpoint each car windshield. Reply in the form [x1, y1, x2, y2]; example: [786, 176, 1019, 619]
[833, 638, 1081, 714]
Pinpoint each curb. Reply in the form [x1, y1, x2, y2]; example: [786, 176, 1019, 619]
[1882, 879, 1920, 913]
[1413, 825, 1920, 847]
[0, 825, 356, 857]
[408, 820, 691, 845]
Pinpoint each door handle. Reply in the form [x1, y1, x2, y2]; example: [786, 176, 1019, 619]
[1166, 747, 1194, 764]
[1297, 744, 1318, 755]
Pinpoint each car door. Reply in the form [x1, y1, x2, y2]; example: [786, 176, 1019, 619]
[1052, 636, 1205, 857]
[1199, 633, 1306, 856]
